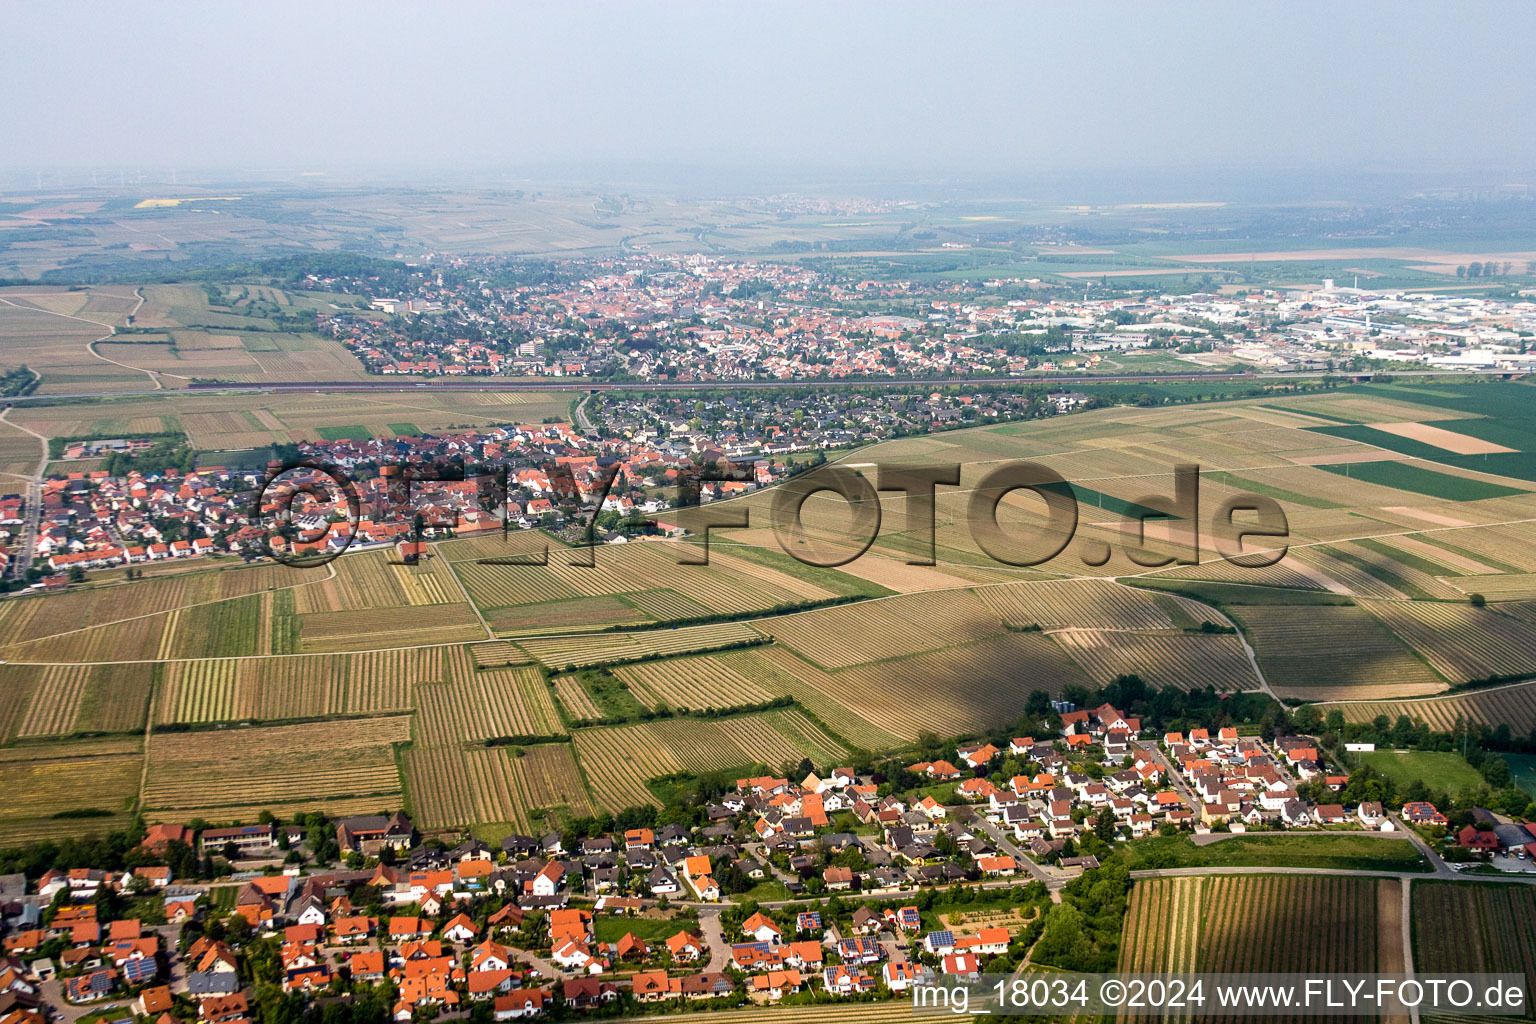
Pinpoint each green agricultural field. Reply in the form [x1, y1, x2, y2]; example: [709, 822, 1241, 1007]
[1120, 832, 1430, 872]
[1315, 459, 1529, 501]
[1356, 750, 1485, 792]
[1354, 380, 1536, 421]
[316, 424, 371, 441]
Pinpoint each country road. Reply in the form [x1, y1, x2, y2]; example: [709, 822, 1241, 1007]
[968, 814, 1067, 892]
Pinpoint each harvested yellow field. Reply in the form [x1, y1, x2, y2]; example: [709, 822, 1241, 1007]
[0, 750, 143, 845]
[766, 589, 1002, 669]
[299, 604, 484, 653]
[143, 716, 409, 812]
[1369, 421, 1515, 455]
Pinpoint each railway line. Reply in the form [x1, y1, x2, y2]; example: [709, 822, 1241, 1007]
[0, 367, 1514, 406]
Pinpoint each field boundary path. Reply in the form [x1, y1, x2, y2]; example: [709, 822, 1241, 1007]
[1401, 877, 1419, 1024]
[0, 288, 168, 389]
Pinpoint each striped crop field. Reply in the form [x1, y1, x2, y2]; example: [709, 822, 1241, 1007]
[1148, 556, 1328, 590]
[515, 621, 762, 669]
[505, 743, 591, 826]
[166, 594, 267, 658]
[553, 674, 603, 721]
[404, 746, 494, 829]
[485, 595, 647, 633]
[766, 589, 1003, 669]
[413, 665, 562, 745]
[713, 646, 903, 750]
[0, 608, 175, 664]
[1360, 599, 1536, 683]
[832, 632, 1093, 740]
[622, 588, 712, 621]
[469, 641, 531, 667]
[614, 655, 774, 712]
[976, 578, 1195, 630]
[1318, 679, 1536, 736]
[1118, 877, 1205, 986]
[14, 663, 155, 737]
[1414, 882, 1536, 1024]
[1196, 874, 1389, 975]
[163, 648, 430, 723]
[1441, 573, 1536, 601]
[406, 742, 590, 831]
[157, 653, 414, 724]
[0, 562, 293, 648]
[346, 648, 432, 712]
[1052, 629, 1260, 691]
[621, 1003, 976, 1024]
[1122, 873, 1396, 1018]
[142, 715, 409, 815]
[156, 660, 240, 723]
[291, 549, 447, 613]
[0, 736, 143, 762]
[298, 604, 484, 653]
[572, 709, 848, 812]
[446, 536, 845, 622]
[389, 560, 460, 605]
[1232, 604, 1445, 699]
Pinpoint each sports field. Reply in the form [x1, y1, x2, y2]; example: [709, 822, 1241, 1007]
[1355, 750, 1485, 792]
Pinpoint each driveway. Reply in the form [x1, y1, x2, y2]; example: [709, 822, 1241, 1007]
[508, 945, 559, 979]
[697, 907, 732, 972]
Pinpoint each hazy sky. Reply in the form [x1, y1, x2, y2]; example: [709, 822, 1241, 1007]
[6, 1, 1535, 179]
